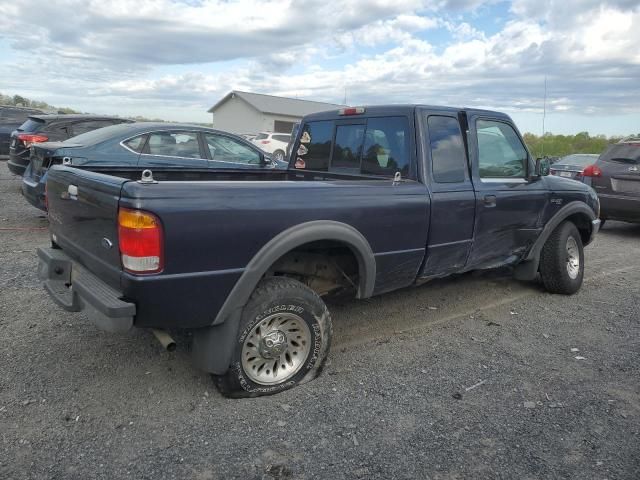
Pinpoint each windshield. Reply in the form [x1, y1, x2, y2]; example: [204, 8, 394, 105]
[64, 122, 132, 145]
[557, 154, 599, 167]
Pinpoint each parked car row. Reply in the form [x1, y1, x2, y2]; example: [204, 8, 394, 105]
[548, 139, 640, 225]
[0, 105, 45, 159]
[8, 114, 134, 175]
[6, 114, 289, 211]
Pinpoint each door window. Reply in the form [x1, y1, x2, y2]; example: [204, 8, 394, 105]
[476, 120, 528, 179]
[428, 116, 467, 183]
[204, 134, 261, 164]
[146, 131, 202, 158]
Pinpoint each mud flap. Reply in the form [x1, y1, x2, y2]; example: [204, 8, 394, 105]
[513, 258, 539, 281]
[191, 310, 242, 375]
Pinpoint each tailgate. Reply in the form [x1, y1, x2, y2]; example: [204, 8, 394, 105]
[46, 166, 129, 290]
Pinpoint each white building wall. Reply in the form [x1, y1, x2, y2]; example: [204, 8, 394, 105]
[211, 96, 302, 135]
[211, 97, 263, 135]
[260, 114, 301, 133]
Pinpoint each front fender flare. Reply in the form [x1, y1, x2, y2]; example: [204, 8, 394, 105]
[514, 201, 596, 280]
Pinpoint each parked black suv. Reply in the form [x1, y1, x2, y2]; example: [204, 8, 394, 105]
[8, 114, 133, 175]
[586, 136, 640, 225]
[0, 106, 44, 159]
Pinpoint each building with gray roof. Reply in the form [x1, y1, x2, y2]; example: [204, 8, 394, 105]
[207, 91, 343, 135]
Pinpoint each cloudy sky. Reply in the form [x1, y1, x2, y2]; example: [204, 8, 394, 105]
[0, 0, 638, 135]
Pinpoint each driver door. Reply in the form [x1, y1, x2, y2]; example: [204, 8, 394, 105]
[466, 117, 548, 268]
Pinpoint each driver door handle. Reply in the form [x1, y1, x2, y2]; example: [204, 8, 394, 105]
[483, 195, 497, 207]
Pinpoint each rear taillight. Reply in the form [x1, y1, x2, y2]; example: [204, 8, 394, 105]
[550, 169, 556, 175]
[17, 133, 48, 147]
[118, 208, 163, 274]
[582, 164, 602, 177]
[261, 140, 270, 144]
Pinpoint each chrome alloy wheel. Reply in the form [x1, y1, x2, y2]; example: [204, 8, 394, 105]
[241, 312, 311, 385]
[566, 236, 580, 279]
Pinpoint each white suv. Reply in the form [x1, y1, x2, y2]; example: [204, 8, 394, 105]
[251, 132, 291, 162]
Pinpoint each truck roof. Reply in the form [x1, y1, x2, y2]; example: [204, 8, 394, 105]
[302, 104, 511, 121]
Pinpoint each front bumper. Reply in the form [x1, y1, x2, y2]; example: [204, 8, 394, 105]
[37, 247, 136, 333]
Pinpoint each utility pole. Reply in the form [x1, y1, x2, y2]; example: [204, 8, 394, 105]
[541, 75, 547, 157]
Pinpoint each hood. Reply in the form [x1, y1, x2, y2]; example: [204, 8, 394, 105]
[542, 174, 591, 191]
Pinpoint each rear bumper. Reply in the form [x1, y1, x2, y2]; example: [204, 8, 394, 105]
[599, 193, 640, 222]
[37, 247, 136, 333]
[22, 174, 47, 211]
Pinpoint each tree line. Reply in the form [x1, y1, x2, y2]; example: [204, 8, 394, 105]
[0, 93, 79, 114]
[523, 132, 631, 158]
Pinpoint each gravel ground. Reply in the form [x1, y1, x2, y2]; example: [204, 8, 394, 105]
[1, 161, 639, 479]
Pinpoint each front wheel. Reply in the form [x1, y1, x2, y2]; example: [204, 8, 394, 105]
[213, 277, 332, 398]
[539, 221, 584, 294]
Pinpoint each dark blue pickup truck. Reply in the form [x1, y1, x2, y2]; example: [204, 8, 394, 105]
[38, 105, 600, 397]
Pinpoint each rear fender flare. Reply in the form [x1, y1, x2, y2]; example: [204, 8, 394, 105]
[192, 221, 376, 374]
[214, 220, 376, 326]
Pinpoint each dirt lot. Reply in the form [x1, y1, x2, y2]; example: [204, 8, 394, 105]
[1, 161, 639, 479]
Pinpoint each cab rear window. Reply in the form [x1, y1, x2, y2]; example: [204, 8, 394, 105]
[295, 117, 412, 179]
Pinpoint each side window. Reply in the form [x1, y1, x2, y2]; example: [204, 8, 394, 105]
[273, 134, 291, 143]
[123, 135, 146, 153]
[295, 121, 333, 170]
[146, 131, 202, 158]
[361, 117, 410, 177]
[427, 116, 467, 183]
[331, 124, 365, 171]
[205, 134, 261, 164]
[476, 120, 528, 179]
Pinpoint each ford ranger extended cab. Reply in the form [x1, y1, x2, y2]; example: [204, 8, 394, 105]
[38, 105, 601, 397]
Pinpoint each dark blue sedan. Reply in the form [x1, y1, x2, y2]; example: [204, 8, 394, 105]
[22, 122, 286, 210]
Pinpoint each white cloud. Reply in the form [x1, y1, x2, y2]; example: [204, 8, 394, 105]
[0, 0, 638, 131]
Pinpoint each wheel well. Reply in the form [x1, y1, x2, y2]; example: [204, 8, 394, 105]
[264, 240, 360, 297]
[566, 213, 592, 244]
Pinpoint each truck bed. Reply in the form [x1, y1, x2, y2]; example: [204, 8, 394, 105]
[45, 165, 430, 329]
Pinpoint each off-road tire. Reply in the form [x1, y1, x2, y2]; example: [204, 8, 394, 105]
[539, 221, 584, 294]
[213, 277, 332, 398]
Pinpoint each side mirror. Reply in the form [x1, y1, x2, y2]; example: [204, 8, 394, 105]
[535, 157, 551, 177]
[260, 154, 274, 167]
